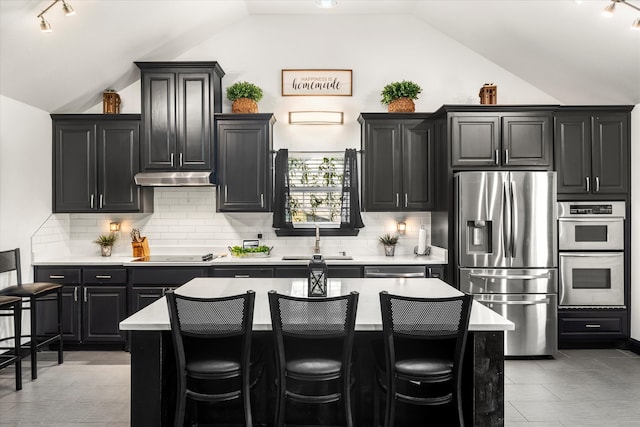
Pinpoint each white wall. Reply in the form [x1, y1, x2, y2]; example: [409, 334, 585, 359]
[631, 105, 640, 341]
[0, 95, 51, 281]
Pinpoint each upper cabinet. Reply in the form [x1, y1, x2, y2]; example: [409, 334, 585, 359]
[52, 114, 153, 213]
[215, 114, 275, 212]
[555, 107, 631, 197]
[448, 108, 553, 169]
[135, 62, 225, 172]
[359, 113, 434, 211]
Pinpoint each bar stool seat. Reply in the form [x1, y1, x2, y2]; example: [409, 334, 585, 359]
[0, 248, 63, 381]
[0, 295, 23, 390]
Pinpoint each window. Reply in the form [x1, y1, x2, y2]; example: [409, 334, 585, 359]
[273, 149, 364, 235]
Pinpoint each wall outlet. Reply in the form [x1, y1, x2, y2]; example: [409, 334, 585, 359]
[257, 232, 263, 239]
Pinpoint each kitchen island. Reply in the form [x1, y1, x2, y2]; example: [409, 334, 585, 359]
[120, 277, 513, 426]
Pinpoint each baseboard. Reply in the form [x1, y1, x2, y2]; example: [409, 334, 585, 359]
[628, 338, 640, 355]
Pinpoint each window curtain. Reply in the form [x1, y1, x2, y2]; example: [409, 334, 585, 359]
[272, 149, 293, 229]
[340, 149, 365, 229]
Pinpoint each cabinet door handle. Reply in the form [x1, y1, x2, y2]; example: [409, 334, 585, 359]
[404, 193, 408, 207]
[49, 275, 65, 279]
[99, 194, 104, 209]
[585, 324, 601, 328]
[585, 176, 590, 192]
[224, 185, 228, 203]
[504, 149, 509, 164]
[396, 193, 399, 207]
[595, 176, 600, 192]
[95, 275, 111, 279]
[180, 153, 183, 167]
[170, 153, 174, 167]
[495, 149, 499, 165]
[73, 287, 78, 302]
[83, 288, 87, 303]
[90, 194, 94, 209]
[234, 275, 250, 278]
[260, 193, 264, 208]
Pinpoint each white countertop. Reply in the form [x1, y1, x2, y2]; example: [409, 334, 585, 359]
[32, 254, 447, 267]
[119, 277, 514, 332]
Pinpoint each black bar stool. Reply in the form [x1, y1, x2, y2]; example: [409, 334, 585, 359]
[0, 248, 63, 380]
[0, 295, 23, 390]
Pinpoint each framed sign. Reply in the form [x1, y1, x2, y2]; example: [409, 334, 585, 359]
[282, 69, 352, 96]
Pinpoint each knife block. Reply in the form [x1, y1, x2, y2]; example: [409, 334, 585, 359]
[132, 237, 150, 258]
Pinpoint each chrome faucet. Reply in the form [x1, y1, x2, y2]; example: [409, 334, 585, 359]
[313, 224, 321, 254]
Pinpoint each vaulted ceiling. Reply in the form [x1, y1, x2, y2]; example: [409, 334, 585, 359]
[1, 0, 638, 113]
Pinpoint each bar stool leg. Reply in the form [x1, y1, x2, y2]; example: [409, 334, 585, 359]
[57, 288, 63, 364]
[14, 302, 22, 391]
[30, 295, 37, 380]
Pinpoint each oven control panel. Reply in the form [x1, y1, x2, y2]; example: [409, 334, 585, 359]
[569, 204, 612, 215]
[558, 201, 625, 219]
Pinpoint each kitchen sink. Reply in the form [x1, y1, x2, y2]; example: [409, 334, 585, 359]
[282, 255, 354, 261]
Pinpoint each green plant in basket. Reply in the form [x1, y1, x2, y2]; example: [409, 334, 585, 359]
[380, 80, 422, 105]
[229, 245, 272, 257]
[226, 81, 264, 102]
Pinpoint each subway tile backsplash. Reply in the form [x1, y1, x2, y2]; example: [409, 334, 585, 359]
[32, 188, 432, 259]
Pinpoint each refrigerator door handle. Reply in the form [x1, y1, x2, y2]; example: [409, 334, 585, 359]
[510, 180, 517, 259]
[503, 182, 511, 258]
[469, 272, 551, 280]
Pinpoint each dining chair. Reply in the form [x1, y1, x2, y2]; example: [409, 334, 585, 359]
[268, 290, 359, 427]
[374, 291, 473, 427]
[0, 295, 23, 390]
[166, 289, 260, 427]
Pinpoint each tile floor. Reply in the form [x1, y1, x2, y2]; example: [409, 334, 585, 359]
[0, 349, 639, 426]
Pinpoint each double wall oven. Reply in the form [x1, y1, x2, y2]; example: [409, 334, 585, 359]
[558, 201, 625, 308]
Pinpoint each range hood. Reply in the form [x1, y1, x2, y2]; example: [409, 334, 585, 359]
[134, 171, 215, 187]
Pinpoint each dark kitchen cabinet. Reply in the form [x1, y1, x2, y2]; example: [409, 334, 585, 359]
[35, 266, 127, 344]
[136, 62, 224, 172]
[449, 111, 552, 169]
[128, 267, 210, 314]
[274, 265, 363, 278]
[359, 113, 434, 211]
[559, 309, 628, 346]
[554, 107, 631, 196]
[52, 115, 152, 213]
[215, 114, 275, 212]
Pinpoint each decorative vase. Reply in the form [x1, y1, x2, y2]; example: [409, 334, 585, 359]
[232, 98, 258, 113]
[384, 245, 396, 257]
[101, 246, 113, 257]
[388, 98, 415, 113]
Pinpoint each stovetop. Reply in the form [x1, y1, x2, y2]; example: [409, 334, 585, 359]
[131, 253, 215, 263]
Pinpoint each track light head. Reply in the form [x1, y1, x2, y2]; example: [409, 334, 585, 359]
[62, 0, 75, 16]
[602, 1, 616, 17]
[39, 16, 52, 32]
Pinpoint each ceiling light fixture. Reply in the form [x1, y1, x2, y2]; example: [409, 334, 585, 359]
[602, 0, 640, 29]
[315, 0, 337, 9]
[36, 0, 76, 33]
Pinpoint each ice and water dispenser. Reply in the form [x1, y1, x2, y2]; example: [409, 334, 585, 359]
[466, 220, 492, 254]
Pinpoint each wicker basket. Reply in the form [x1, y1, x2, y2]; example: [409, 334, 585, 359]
[388, 98, 415, 113]
[232, 98, 258, 113]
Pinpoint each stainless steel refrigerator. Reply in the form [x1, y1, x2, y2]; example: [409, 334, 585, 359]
[455, 171, 558, 357]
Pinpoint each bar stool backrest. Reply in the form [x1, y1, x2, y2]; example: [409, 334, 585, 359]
[0, 249, 22, 284]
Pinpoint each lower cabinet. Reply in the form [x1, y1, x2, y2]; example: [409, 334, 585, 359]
[35, 266, 127, 344]
[128, 267, 210, 315]
[274, 266, 363, 278]
[558, 309, 628, 346]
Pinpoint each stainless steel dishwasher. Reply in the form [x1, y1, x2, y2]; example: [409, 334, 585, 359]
[363, 266, 426, 278]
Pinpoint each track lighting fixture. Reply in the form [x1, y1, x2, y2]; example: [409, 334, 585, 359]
[601, 0, 640, 29]
[36, 0, 76, 33]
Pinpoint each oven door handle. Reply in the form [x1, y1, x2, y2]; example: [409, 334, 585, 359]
[476, 298, 550, 305]
[560, 253, 623, 257]
[558, 218, 624, 222]
[469, 272, 551, 280]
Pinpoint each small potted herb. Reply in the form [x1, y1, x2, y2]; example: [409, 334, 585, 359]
[380, 80, 422, 112]
[94, 233, 118, 257]
[378, 233, 399, 256]
[226, 81, 264, 113]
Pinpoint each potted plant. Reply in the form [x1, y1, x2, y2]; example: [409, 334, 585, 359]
[226, 81, 264, 113]
[94, 232, 118, 257]
[380, 80, 422, 112]
[378, 233, 399, 256]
